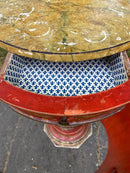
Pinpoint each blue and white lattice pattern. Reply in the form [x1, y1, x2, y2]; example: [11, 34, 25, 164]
[4, 53, 128, 96]
[5, 55, 26, 86]
[109, 53, 128, 86]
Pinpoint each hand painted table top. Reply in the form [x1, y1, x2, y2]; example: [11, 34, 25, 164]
[0, 0, 130, 61]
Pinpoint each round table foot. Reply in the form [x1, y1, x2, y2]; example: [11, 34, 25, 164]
[44, 123, 92, 149]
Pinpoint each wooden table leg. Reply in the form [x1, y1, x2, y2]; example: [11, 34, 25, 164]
[96, 103, 130, 173]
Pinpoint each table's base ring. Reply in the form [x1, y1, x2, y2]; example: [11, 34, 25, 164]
[44, 123, 92, 148]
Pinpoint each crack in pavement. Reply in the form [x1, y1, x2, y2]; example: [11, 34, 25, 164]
[3, 116, 21, 173]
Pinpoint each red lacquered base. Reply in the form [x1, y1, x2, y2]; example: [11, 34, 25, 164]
[44, 124, 92, 148]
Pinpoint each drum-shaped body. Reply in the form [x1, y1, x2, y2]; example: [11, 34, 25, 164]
[0, 52, 130, 126]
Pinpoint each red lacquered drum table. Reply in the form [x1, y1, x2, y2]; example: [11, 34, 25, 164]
[0, 0, 130, 171]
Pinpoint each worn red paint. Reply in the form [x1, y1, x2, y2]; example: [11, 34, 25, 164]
[96, 104, 130, 173]
[48, 124, 89, 142]
[0, 78, 130, 122]
[9, 104, 125, 125]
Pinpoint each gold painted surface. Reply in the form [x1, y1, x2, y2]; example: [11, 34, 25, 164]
[0, 0, 130, 61]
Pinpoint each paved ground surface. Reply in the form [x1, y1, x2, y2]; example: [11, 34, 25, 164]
[0, 101, 108, 173]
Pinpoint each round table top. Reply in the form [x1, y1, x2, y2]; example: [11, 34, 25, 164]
[0, 0, 130, 61]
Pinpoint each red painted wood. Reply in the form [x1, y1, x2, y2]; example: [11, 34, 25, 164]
[67, 106, 125, 124]
[10, 106, 61, 125]
[95, 104, 130, 173]
[47, 124, 89, 142]
[0, 78, 130, 118]
[0, 78, 66, 115]
[10, 104, 124, 125]
[65, 82, 130, 115]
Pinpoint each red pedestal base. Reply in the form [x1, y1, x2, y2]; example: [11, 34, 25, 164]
[44, 124, 92, 148]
